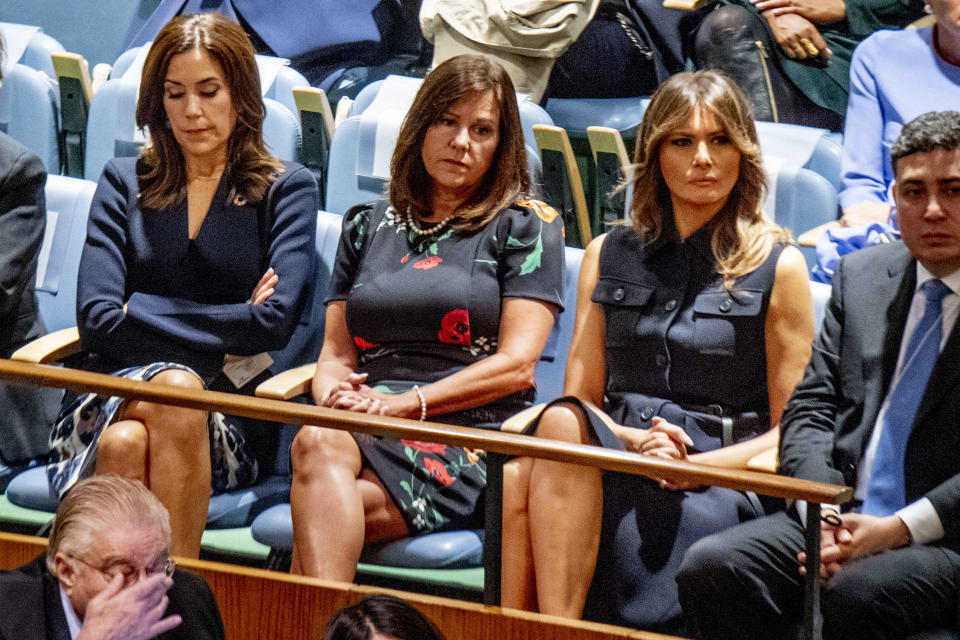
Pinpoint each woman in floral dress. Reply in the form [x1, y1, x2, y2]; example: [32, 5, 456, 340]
[288, 55, 565, 580]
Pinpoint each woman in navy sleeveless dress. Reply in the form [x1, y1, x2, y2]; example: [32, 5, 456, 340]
[501, 71, 816, 632]
[288, 55, 565, 581]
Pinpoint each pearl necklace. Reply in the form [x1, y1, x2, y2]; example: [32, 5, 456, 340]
[404, 213, 454, 236]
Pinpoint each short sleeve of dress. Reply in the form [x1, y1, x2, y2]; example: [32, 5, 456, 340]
[327, 202, 375, 303]
[497, 199, 565, 310]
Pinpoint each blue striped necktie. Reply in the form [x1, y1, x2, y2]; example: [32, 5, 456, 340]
[862, 279, 952, 516]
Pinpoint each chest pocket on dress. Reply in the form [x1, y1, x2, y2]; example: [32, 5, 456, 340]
[693, 289, 763, 356]
[592, 278, 654, 346]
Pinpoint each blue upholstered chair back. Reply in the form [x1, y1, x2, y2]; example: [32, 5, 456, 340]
[35, 175, 98, 332]
[0, 23, 64, 78]
[0, 64, 60, 172]
[534, 245, 584, 403]
[756, 121, 842, 191]
[765, 165, 839, 271]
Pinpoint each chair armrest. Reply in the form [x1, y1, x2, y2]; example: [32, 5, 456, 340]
[746, 446, 778, 473]
[11, 327, 81, 363]
[255, 363, 316, 400]
[663, 0, 716, 10]
[797, 220, 841, 247]
[500, 403, 546, 434]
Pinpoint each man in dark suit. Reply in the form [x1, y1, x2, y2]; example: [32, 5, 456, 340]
[0, 476, 225, 640]
[676, 110, 960, 639]
[0, 34, 61, 477]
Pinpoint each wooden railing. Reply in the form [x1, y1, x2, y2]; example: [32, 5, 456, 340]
[0, 358, 852, 640]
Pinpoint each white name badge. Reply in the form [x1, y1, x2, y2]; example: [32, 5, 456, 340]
[222, 352, 274, 389]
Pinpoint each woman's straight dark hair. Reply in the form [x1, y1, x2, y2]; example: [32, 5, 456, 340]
[389, 54, 529, 232]
[136, 13, 283, 209]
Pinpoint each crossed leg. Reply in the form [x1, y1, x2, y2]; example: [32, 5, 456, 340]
[96, 368, 210, 558]
[501, 402, 603, 617]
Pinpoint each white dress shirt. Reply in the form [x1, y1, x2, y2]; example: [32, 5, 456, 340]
[59, 583, 82, 639]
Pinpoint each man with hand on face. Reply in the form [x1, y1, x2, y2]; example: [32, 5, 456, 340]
[676, 110, 960, 639]
[0, 475, 224, 640]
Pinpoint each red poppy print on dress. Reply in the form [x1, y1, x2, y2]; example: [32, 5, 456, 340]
[423, 457, 454, 486]
[437, 309, 471, 344]
[353, 336, 379, 350]
[402, 440, 447, 455]
[413, 256, 442, 270]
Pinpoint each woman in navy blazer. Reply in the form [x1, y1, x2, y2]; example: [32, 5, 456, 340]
[47, 13, 318, 558]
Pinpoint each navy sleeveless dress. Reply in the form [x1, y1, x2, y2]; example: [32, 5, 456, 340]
[327, 199, 565, 535]
[578, 220, 784, 632]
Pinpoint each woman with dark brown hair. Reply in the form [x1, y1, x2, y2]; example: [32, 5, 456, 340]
[289, 54, 565, 581]
[500, 71, 814, 631]
[47, 13, 318, 558]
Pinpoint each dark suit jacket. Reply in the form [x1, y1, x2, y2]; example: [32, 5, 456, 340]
[0, 555, 225, 640]
[779, 241, 960, 543]
[0, 131, 60, 465]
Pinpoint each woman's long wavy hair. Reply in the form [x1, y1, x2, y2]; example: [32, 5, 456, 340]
[389, 54, 529, 233]
[135, 13, 283, 209]
[629, 71, 790, 285]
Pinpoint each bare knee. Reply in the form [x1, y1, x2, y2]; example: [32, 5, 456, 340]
[97, 420, 148, 477]
[534, 403, 590, 444]
[503, 457, 533, 519]
[125, 369, 207, 444]
[291, 425, 360, 476]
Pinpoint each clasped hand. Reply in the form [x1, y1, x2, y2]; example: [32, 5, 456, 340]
[797, 512, 912, 578]
[76, 573, 181, 640]
[322, 372, 393, 415]
[617, 418, 702, 490]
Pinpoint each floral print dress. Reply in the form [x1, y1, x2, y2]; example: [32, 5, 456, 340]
[327, 199, 564, 534]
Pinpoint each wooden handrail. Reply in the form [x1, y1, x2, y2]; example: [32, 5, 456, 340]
[0, 359, 852, 504]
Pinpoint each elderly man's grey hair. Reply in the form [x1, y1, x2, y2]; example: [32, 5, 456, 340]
[46, 475, 171, 573]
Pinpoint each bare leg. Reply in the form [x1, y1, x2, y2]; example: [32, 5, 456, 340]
[504, 403, 603, 618]
[122, 369, 209, 558]
[290, 426, 408, 581]
[502, 454, 538, 611]
[96, 420, 148, 484]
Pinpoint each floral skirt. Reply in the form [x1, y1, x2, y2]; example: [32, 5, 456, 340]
[48, 362, 258, 497]
[354, 380, 531, 535]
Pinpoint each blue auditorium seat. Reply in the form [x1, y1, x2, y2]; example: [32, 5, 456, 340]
[534, 245, 585, 403]
[765, 165, 840, 271]
[252, 504, 484, 570]
[34, 175, 98, 331]
[0, 63, 61, 175]
[755, 121, 843, 191]
[1, 176, 96, 505]
[0, 22, 64, 78]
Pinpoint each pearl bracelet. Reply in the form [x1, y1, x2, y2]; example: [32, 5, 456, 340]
[413, 385, 427, 421]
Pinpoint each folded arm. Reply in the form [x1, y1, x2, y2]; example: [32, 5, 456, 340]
[78, 163, 318, 359]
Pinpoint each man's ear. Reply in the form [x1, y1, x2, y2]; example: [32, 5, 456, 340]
[54, 552, 79, 590]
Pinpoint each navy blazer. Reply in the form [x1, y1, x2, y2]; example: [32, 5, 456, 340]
[76, 157, 318, 381]
[0, 555, 225, 640]
[779, 241, 960, 543]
